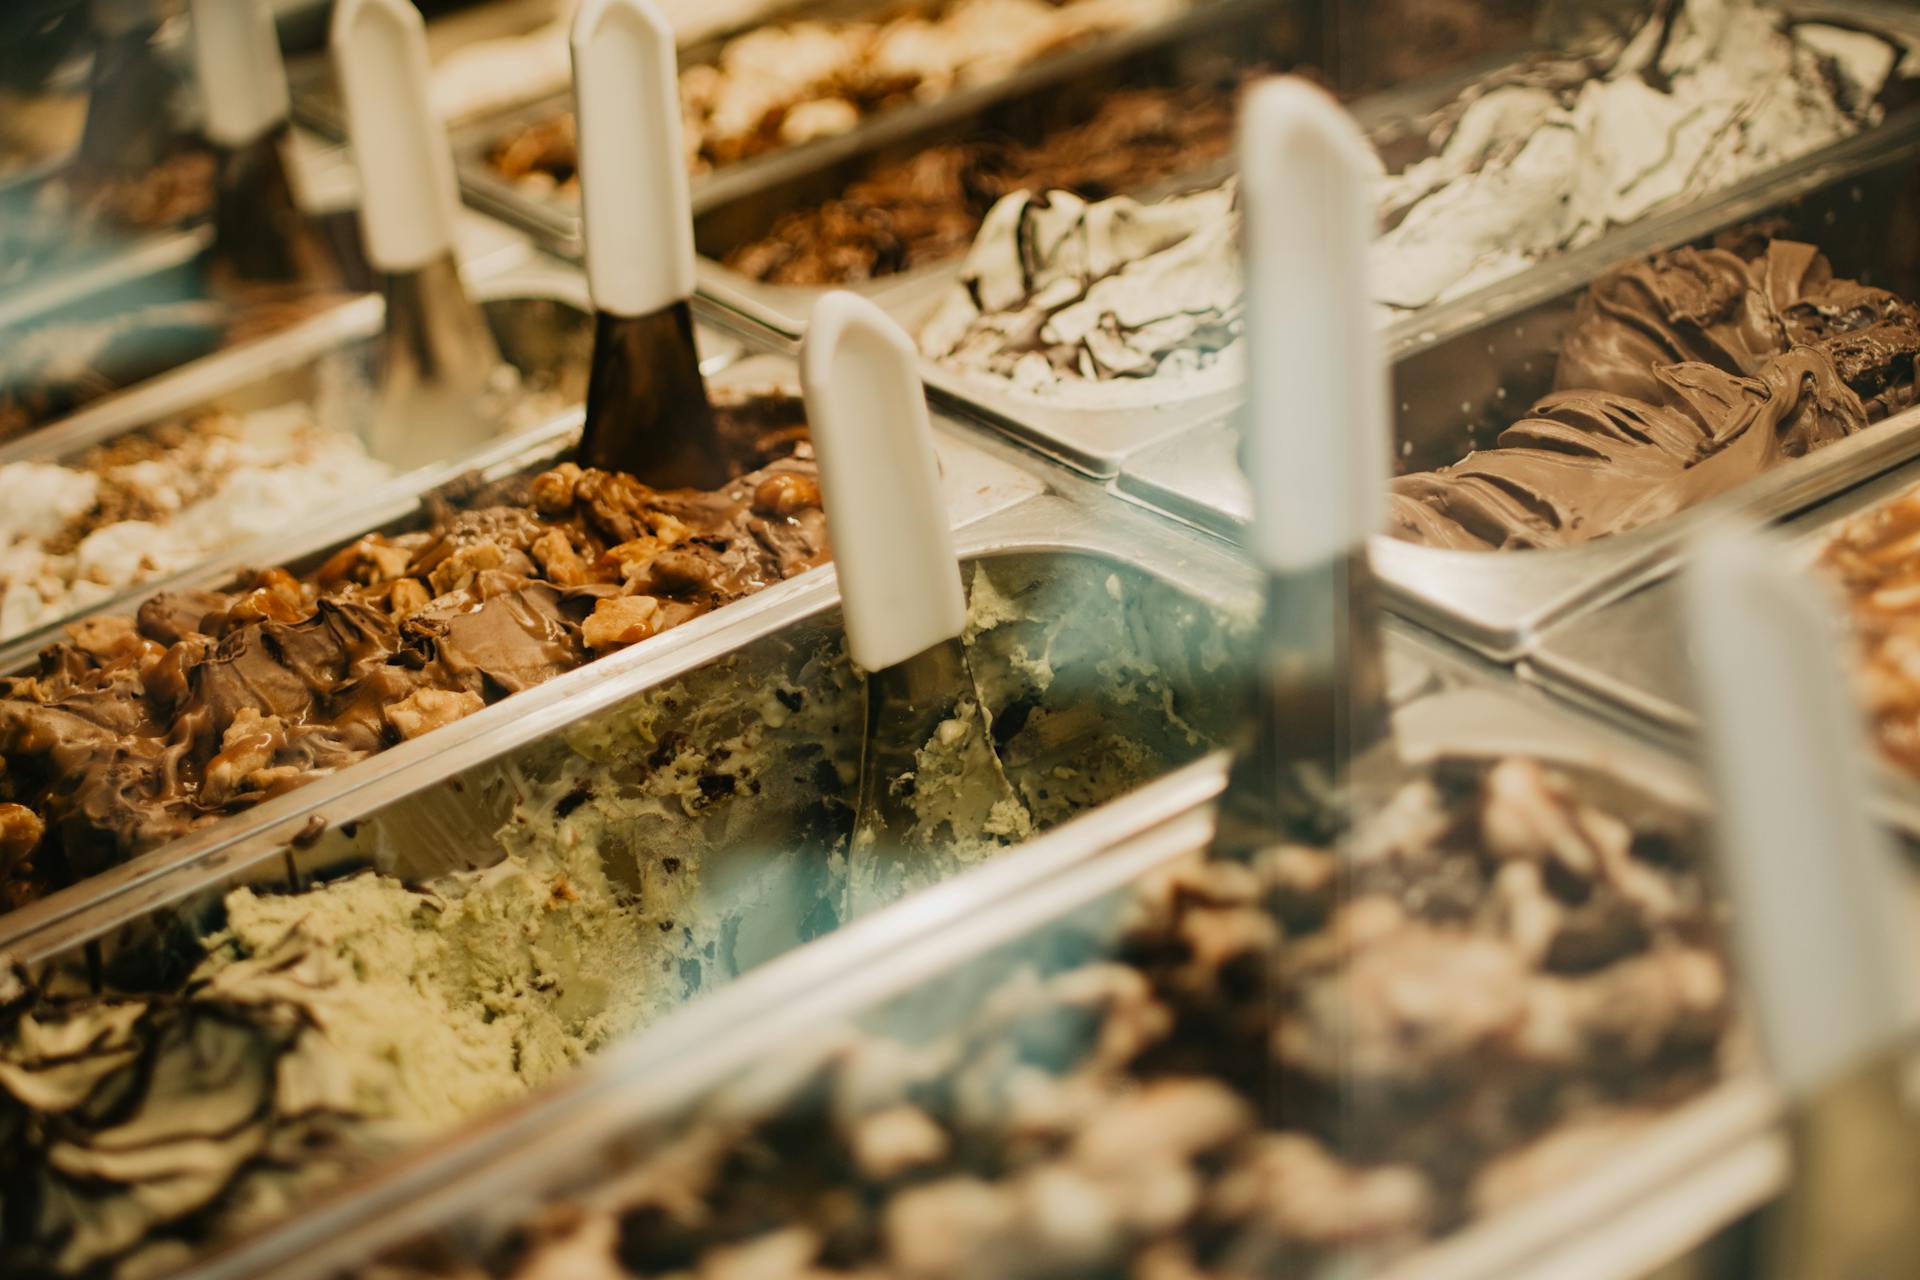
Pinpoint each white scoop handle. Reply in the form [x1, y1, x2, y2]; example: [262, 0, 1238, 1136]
[1683, 524, 1916, 1100]
[1240, 77, 1386, 572]
[189, 0, 291, 148]
[331, 0, 462, 273]
[571, 0, 696, 318]
[802, 292, 965, 673]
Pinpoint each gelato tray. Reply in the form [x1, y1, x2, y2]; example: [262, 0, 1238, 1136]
[120, 672, 1786, 1280]
[0, 495, 1296, 1275]
[1120, 107, 1920, 660]
[288, 0, 892, 138]
[1524, 445, 1920, 842]
[0, 264, 621, 654]
[0, 351, 1045, 945]
[694, 0, 1920, 480]
[450, 0, 1267, 261]
[0, 208, 545, 464]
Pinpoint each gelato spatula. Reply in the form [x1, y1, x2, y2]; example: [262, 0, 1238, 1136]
[1681, 527, 1920, 1277]
[191, 0, 339, 289]
[570, 0, 724, 488]
[333, 0, 503, 471]
[801, 291, 1020, 919]
[1211, 78, 1394, 853]
[73, 0, 179, 187]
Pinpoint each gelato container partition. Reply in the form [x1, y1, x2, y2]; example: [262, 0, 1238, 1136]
[288, 0, 858, 139]
[1120, 106, 1920, 661]
[0, 271, 616, 655]
[684, 1, 1283, 334]
[134, 676, 1784, 1280]
[450, 0, 1275, 262]
[0, 521, 1286, 1275]
[0, 365, 1050, 951]
[852, 0, 1920, 480]
[0, 205, 388, 446]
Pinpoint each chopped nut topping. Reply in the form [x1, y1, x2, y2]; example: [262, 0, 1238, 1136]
[385, 688, 486, 740]
[387, 577, 430, 617]
[583, 595, 663, 650]
[752, 472, 822, 517]
[427, 541, 506, 598]
[0, 804, 44, 876]
[530, 463, 583, 516]
[529, 529, 589, 587]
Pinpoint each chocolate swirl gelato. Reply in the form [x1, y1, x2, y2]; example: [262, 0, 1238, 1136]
[723, 79, 1241, 287]
[1390, 240, 1920, 550]
[367, 755, 1725, 1279]
[0, 397, 827, 905]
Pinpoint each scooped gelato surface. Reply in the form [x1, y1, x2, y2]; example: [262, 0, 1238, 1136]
[917, 0, 1909, 404]
[918, 178, 1244, 403]
[359, 755, 1727, 1279]
[0, 396, 827, 905]
[0, 554, 1243, 1277]
[487, 0, 1183, 194]
[1372, 0, 1908, 312]
[1388, 238, 1920, 550]
[723, 78, 1243, 286]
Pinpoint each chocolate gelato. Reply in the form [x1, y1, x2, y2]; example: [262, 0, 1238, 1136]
[0, 396, 827, 905]
[1390, 239, 1920, 550]
[722, 78, 1242, 286]
[367, 755, 1727, 1279]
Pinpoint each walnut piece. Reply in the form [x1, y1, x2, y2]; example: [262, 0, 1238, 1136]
[385, 688, 486, 740]
[530, 529, 589, 587]
[583, 595, 663, 650]
[530, 463, 583, 515]
[0, 804, 44, 876]
[752, 472, 822, 517]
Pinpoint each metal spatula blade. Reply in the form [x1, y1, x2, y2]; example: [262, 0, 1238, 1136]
[333, 0, 504, 471]
[800, 291, 1018, 918]
[570, 0, 726, 489]
[581, 301, 717, 486]
[192, 0, 340, 289]
[1211, 77, 1398, 856]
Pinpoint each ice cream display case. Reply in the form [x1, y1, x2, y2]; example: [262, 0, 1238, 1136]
[670, 0, 1920, 483]
[17, 0, 1920, 1276]
[1122, 78, 1920, 660]
[0, 346, 1049, 934]
[42, 665, 1793, 1280]
[0, 476, 1409, 1275]
[0, 259, 621, 652]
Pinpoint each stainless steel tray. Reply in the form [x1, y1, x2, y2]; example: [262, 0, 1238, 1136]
[0, 223, 212, 334]
[700, 0, 1920, 481]
[0, 481, 1485, 1276]
[0, 352, 1051, 952]
[1118, 106, 1920, 662]
[0, 513, 1269, 1276]
[162, 660, 1795, 1280]
[286, 0, 874, 139]
[449, 0, 1272, 261]
[0, 266, 634, 656]
[1524, 447, 1920, 843]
